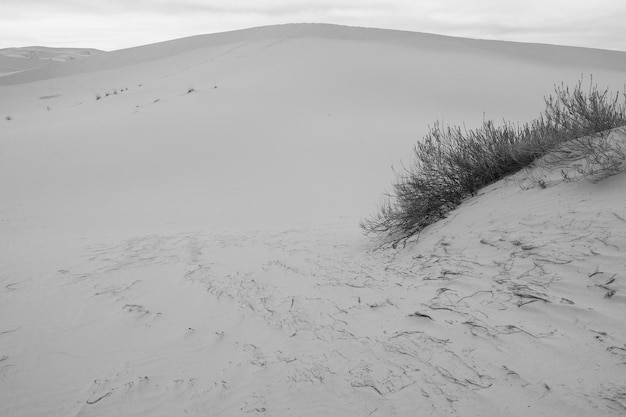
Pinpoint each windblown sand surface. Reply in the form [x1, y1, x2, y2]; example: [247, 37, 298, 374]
[1, 24, 625, 416]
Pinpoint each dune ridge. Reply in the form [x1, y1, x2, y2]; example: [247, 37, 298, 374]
[2, 23, 626, 86]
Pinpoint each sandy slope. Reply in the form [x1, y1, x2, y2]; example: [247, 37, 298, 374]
[1, 24, 625, 416]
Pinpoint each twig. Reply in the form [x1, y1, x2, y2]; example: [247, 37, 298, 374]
[589, 267, 602, 277]
[408, 311, 433, 320]
[595, 237, 619, 250]
[608, 346, 626, 355]
[457, 290, 493, 303]
[462, 320, 493, 337]
[497, 324, 539, 338]
[345, 280, 371, 288]
[389, 330, 423, 339]
[534, 257, 572, 265]
[0, 326, 20, 335]
[479, 239, 497, 248]
[427, 304, 461, 313]
[612, 212, 626, 222]
[513, 291, 551, 306]
[86, 391, 112, 405]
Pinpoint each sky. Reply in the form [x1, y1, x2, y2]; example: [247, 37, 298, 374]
[1, 0, 625, 52]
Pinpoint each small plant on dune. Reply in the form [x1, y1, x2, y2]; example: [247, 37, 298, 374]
[361, 121, 546, 242]
[5, 115, 12, 121]
[545, 128, 626, 183]
[96, 94, 102, 100]
[542, 78, 626, 138]
[187, 87, 195, 94]
[362, 78, 626, 245]
[538, 80, 626, 182]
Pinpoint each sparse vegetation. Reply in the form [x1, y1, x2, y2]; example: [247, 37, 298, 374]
[187, 87, 195, 94]
[544, 127, 626, 183]
[362, 78, 626, 245]
[5, 115, 12, 121]
[97, 87, 128, 101]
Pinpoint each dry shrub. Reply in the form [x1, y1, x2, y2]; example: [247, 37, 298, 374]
[362, 78, 626, 245]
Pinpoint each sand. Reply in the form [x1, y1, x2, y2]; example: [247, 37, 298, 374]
[1, 23, 625, 416]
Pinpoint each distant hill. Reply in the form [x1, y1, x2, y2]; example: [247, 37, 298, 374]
[0, 46, 102, 75]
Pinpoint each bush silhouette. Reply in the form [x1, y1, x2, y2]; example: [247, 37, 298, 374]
[362, 78, 626, 245]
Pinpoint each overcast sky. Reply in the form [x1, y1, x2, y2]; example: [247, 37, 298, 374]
[1, 0, 625, 51]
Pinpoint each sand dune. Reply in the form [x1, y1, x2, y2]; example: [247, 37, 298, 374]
[3, 24, 626, 84]
[1, 24, 625, 416]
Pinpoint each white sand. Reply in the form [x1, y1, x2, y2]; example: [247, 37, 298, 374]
[1, 23, 625, 416]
